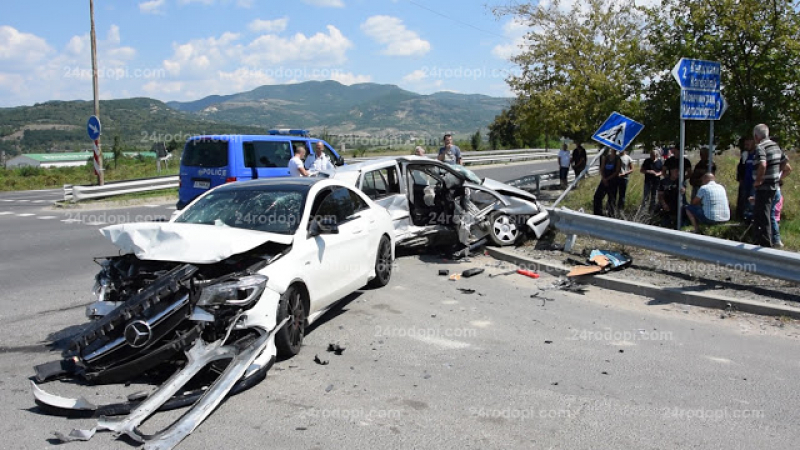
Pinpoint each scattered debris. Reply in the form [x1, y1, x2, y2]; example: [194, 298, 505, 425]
[489, 269, 517, 278]
[551, 382, 559, 386]
[54, 428, 96, 443]
[449, 273, 462, 281]
[438, 269, 450, 276]
[567, 249, 632, 278]
[461, 268, 485, 278]
[458, 288, 476, 294]
[327, 344, 346, 355]
[601, 371, 609, 375]
[325, 384, 334, 392]
[423, 374, 432, 379]
[544, 340, 553, 344]
[517, 269, 540, 279]
[314, 355, 329, 365]
[619, 349, 624, 353]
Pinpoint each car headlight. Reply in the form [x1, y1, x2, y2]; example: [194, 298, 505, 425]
[197, 274, 268, 307]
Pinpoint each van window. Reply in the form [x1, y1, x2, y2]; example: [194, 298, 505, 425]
[182, 140, 229, 167]
[244, 141, 292, 168]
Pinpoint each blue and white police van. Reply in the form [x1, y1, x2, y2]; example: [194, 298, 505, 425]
[177, 129, 344, 209]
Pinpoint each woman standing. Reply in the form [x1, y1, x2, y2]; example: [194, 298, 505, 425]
[593, 147, 621, 216]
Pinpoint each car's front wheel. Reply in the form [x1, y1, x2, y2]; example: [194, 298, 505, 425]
[488, 212, 522, 246]
[367, 235, 393, 288]
[275, 285, 307, 357]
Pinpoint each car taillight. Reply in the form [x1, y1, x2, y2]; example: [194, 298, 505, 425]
[225, 177, 237, 183]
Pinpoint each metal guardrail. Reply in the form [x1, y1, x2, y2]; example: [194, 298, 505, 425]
[64, 176, 178, 202]
[348, 151, 556, 165]
[547, 208, 800, 284]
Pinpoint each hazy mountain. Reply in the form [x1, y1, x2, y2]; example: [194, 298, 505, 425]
[167, 80, 511, 137]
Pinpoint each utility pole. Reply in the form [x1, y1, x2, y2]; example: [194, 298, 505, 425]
[90, 0, 104, 185]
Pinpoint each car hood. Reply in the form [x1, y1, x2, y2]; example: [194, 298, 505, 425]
[100, 222, 293, 264]
[481, 178, 538, 201]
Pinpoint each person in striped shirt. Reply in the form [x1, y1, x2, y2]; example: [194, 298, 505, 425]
[751, 124, 791, 247]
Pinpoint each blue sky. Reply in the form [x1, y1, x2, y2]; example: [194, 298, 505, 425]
[0, 0, 531, 107]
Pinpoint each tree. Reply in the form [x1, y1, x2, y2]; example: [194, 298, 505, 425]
[112, 135, 122, 169]
[494, 0, 650, 143]
[470, 130, 482, 151]
[644, 0, 800, 147]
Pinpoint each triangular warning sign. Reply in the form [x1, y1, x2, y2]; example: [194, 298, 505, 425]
[597, 123, 626, 148]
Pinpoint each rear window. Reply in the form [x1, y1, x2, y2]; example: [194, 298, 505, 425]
[182, 140, 229, 168]
[244, 141, 292, 168]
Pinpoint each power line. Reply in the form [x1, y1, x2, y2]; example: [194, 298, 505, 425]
[403, 0, 510, 40]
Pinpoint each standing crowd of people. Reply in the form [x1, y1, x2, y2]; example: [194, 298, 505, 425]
[586, 123, 791, 246]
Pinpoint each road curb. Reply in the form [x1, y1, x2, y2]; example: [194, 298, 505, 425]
[487, 247, 800, 320]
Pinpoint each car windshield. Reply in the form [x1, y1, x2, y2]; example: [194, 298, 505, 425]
[176, 189, 306, 234]
[450, 165, 483, 184]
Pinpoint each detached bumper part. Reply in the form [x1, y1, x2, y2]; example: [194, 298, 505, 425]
[526, 211, 550, 238]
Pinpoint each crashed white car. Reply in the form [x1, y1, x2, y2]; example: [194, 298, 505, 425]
[31, 178, 394, 449]
[328, 156, 550, 248]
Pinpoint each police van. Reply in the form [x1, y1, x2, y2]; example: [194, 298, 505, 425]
[177, 129, 344, 209]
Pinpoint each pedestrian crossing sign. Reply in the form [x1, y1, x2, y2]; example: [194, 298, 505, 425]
[591, 112, 644, 152]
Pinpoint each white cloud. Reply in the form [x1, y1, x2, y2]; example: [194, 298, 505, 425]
[402, 69, 426, 83]
[139, 0, 166, 15]
[0, 26, 54, 68]
[248, 17, 289, 33]
[242, 25, 351, 65]
[361, 15, 430, 56]
[492, 19, 528, 60]
[301, 0, 344, 7]
[328, 71, 371, 85]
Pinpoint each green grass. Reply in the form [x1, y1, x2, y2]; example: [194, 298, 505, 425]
[559, 150, 799, 251]
[0, 156, 178, 192]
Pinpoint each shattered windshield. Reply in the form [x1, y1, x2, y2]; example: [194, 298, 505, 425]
[450, 165, 483, 185]
[176, 189, 306, 234]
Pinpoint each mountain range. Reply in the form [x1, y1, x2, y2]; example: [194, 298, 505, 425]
[0, 81, 511, 154]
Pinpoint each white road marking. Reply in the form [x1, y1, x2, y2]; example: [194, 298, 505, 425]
[0, 199, 14, 202]
[16, 199, 30, 203]
[37, 216, 57, 220]
[85, 221, 106, 226]
[411, 335, 471, 350]
[61, 219, 82, 223]
[469, 320, 492, 329]
[32, 200, 46, 203]
[705, 356, 732, 364]
[0, 211, 13, 215]
[143, 204, 160, 208]
[16, 213, 35, 217]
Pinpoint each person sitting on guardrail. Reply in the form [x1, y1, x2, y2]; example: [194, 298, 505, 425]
[683, 173, 730, 233]
[593, 147, 621, 217]
[288, 145, 310, 177]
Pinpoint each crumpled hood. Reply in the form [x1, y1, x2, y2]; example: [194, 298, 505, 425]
[481, 178, 539, 202]
[100, 222, 293, 264]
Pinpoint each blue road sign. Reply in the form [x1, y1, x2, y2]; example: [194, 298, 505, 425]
[87, 115, 101, 140]
[680, 90, 727, 120]
[591, 112, 644, 152]
[671, 58, 721, 92]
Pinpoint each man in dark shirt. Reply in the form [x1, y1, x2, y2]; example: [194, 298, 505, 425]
[657, 158, 682, 227]
[571, 142, 587, 183]
[689, 146, 717, 199]
[640, 149, 663, 212]
[752, 124, 791, 246]
[736, 136, 756, 220]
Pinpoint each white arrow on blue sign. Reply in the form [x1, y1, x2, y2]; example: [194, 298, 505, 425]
[87, 115, 101, 140]
[680, 89, 727, 120]
[591, 112, 644, 152]
[671, 58, 721, 92]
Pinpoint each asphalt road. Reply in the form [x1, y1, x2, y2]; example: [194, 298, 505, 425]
[1, 253, 798, 450]
[1, 158, 797, 449]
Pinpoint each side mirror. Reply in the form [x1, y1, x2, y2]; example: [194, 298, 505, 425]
[308, 216, 339, 237]
[335, 155, 345, 166]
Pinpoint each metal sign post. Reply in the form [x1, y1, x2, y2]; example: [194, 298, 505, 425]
[672, 58, 725, 230]
[89, 0, 103, 185]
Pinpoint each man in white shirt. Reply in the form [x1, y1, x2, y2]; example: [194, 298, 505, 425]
[305, 141, 334, 172]
[558, 143, 571, 188]
[683, 173, 730, 233]
[288, 145, 310, 177]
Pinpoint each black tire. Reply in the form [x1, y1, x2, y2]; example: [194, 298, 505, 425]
[275, 284, 307, 357]
[367, 235, 393, 288]
[487, 212, 522, 246]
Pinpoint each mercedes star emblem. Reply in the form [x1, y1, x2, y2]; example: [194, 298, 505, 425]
[124, 320, 152, 348]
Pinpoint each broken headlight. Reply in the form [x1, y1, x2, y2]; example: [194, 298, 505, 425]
[197, 274, 268, 307]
